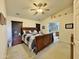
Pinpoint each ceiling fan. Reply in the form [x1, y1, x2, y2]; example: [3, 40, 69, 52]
[30, 3, 50, 15]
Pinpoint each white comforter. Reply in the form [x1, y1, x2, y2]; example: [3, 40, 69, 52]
[22, 33, 42, 50]
[29, 34, 42, 50]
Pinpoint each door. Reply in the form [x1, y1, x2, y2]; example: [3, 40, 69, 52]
[12, 21, 23, 46]
[36, 24, 40, 32]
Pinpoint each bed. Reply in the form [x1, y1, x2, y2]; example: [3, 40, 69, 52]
[22, 27, 54, 54]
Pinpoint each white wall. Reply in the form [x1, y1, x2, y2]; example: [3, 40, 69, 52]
[6, 16, 40, 46]
[74, 0, 79, 59]
[7, 16, 40, 27]
[0, 0, 7, 59]
[41, 6, 73, 43]
[40, 6, 73, 59]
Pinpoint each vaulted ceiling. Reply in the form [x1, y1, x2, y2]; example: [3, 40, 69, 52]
[6, 0, 73, 20]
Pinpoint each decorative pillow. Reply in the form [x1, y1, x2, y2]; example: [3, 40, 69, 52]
[23, 30, 26, 34]
[32, 30, 37, 35]
[29, 30, 32, 34]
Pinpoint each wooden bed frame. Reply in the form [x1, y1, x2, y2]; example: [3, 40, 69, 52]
[22, 27, 36, 32]
[22, 27, 54, 54]
[35, 33, 53, 54]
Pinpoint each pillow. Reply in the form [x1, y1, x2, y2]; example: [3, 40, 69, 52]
[29, 30, 32, 34]
[23, 30, 26, 34]
[32, 30, 37, 35]
[39, 31, 43, 34]
[23, 30, 30, 34]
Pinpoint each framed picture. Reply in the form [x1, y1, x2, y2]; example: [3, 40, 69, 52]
[0, 13, 6, 25]
[42, 26, 45, 29]
[65, 23, 73, 29]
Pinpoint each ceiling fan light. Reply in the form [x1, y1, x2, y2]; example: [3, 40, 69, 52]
[37, 9, 43, 12]
[38, 3, 42, 7]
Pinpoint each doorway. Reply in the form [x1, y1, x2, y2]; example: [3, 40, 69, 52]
[12, 21, 23, 46]
[36, 24, 41, 32]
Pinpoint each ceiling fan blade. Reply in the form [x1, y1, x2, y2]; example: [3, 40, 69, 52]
[45, 9, 50, 11]
[30, 9, 36, 11]
[34, 12, 38, 15]
[33, 3, 37, 7]
[43, 3, 47, 7]
[38, 3, 43, 8]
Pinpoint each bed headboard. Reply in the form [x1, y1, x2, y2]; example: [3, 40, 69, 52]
[22, 27, 37, 32]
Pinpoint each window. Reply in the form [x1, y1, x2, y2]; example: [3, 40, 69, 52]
[49, 22, 59, 32]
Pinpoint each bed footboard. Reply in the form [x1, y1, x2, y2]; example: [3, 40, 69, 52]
[34, 33, 53, 54]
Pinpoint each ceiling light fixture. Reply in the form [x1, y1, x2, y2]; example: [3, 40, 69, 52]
[30, 2, 50, 15]
[37, 9, 43, 13]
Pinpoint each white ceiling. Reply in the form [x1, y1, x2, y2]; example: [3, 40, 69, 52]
[6, 0, 73, 20]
